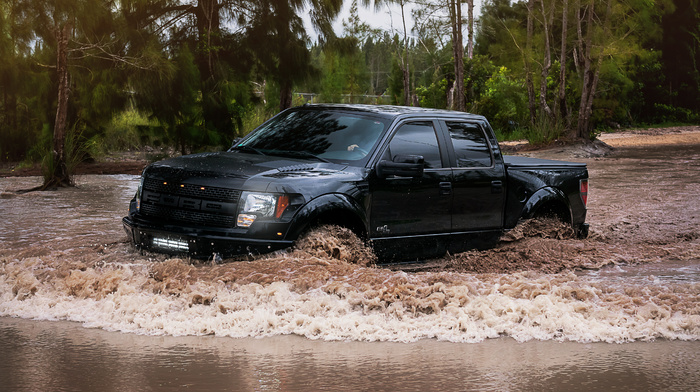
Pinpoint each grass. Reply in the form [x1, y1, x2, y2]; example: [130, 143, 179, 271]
[241, 105, 276, 137]
[495, 116, 566, 145]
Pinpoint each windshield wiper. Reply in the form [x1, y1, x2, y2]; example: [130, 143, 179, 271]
[229, 145, 266, 155]
[272, 150, 332, 163]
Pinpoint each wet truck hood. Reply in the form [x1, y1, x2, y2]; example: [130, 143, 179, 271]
[143, 151, 364, 197]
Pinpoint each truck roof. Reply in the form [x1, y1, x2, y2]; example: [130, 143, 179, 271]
[299, 103, 487, 121]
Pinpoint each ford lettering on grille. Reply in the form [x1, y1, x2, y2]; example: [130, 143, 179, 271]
[140, 179, 240, 228]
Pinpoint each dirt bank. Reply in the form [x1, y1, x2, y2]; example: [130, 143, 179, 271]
[501, 125, 700, 160]
[598, 125, 700, 148]
[0, 151, 150, 177]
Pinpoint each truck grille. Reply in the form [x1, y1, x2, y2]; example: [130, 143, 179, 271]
[143, 178, 239, 201]
[140, 178, 240, 228]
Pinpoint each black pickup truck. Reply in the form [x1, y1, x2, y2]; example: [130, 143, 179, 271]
[123, 104, 588, 261]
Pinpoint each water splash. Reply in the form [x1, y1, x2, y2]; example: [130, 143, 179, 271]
[1, 233, 698, 343]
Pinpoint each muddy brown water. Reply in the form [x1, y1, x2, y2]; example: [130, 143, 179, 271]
[1, 143, 699, 390]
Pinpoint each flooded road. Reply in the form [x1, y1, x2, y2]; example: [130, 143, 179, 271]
[2, 317, 698, 391]
[1, 142, 699, 390]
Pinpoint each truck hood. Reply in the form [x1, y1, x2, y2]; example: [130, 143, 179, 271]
[143, 151, 359, 194]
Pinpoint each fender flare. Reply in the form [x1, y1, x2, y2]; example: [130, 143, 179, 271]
[286, 193, 368, 240]
[521, 186, 572, 224]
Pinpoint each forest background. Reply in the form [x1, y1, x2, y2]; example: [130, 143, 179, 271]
[1, 0, 699, 187]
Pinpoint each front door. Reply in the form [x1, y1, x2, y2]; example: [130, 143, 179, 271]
[369, 120, 452, 260]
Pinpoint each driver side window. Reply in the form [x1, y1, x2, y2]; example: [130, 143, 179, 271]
[386, 121, 443, 169]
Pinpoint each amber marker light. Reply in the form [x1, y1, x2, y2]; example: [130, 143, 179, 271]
[237, 214, 256, 227]
[275, 195, 290, 218]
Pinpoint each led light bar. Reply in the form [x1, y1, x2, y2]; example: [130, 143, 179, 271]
[152, 237, 189, 252]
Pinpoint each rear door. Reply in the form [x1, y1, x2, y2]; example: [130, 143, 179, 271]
[441, 120, 506, 232]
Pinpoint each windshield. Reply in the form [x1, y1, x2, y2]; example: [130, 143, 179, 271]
[236, 109, 390, 165]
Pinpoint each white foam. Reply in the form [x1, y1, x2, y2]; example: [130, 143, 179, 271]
[2, 260, 699, 343]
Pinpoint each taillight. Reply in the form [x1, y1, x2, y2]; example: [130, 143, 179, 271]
[580, 179, 588, 207]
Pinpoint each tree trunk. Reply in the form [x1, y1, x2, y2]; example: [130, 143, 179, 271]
[525, 0, 537, 125]
[195, 0, 221, 82]
[467, 0, 474, 60]
[400, 1, 410, 106]
[576, 2, 593, 139]
[558, 0, 569, 125]
[4, 92, 17, 132]
[279, 79, 293, 111]
[48, 22, 72, 188]
[574, 0, 584, 77]
[195, 0, 230, 131]
[576, 0, 611, 139]
[539, 0, 554, 120]
[450, 0, 465, 111]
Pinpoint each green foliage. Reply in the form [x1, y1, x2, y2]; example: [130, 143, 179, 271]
[415, 77, 447, 109]
[477, 66, 528, 135]
[2, 0, 699, 168]
[98, 109, 158, 152]
[388, 54, 406, 105]
[523, 115, 565, 145]
[465, 55, 497, 105]
[474, 0, 527, 72]
[649, 104, 700, 125]
[362, 33, 393, 95]
[317, 38, 370, 103]
[34, 125, 94, 184]
[590, 58, 636, 127]
[241, 104, 275, 136]
[319, 50, 344, 102]
[661, 0, 700, 114]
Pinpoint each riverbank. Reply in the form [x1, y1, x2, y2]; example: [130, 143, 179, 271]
[502, 124, 700, 159]
[0, 151, 151, 177]
[598, 124, 700, 147]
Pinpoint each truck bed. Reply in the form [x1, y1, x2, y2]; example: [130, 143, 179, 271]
[503, 155, 587, 169]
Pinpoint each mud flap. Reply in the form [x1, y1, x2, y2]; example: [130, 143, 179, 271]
[577, 223, 590, 239]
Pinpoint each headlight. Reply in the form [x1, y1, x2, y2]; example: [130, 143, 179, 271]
[135, 175, 145, 211]
[242, 192, 277, 216]
[237, 192, 290, 227]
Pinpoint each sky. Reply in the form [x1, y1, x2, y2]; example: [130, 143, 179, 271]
[304, 1, 484, 42]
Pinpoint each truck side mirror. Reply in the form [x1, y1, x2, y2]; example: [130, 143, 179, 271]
[228, 138, 241, 151]
[376, 154, 425, 178]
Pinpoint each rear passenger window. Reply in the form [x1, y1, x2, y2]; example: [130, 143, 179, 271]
[446, 122, 492, 168]
[387, 121, 443, 169]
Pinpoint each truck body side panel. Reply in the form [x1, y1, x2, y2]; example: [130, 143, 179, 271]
[503, 156, 588, 230]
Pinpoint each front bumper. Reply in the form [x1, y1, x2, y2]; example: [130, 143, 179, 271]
[122, 217, 295, 259]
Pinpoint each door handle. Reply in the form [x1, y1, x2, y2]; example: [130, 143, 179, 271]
[491, 180, 503, 194]
[439, 182, 452, 195]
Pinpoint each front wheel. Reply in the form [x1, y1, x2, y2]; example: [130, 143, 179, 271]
[294, 225, 376, 266]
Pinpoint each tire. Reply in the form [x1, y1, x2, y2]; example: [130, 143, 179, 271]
[294, 224, 376, 266]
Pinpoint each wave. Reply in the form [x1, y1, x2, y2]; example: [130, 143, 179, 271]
[2, 238, 698, 343]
